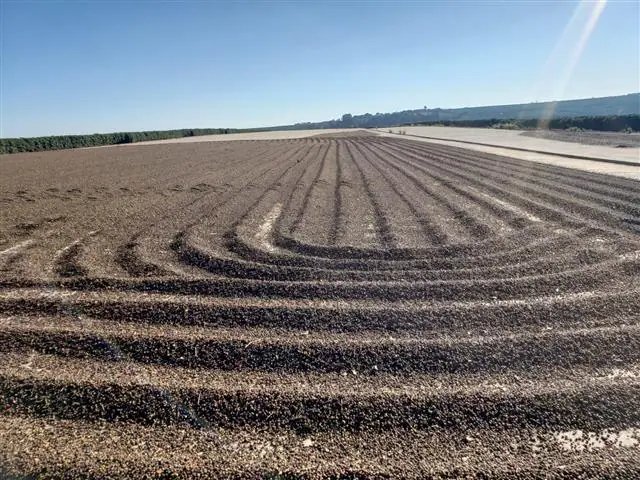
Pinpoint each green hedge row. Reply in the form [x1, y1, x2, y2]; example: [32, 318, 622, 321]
[0, 128, 238, 154]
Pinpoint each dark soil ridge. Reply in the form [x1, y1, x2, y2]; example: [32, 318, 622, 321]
[0, 287, 638, 331]
[372, 140, 639, 232]
[0, 251, 638, 301]
[1, 135, 639, 478]
[2, 415, 639, 479]
[1, 354, 638, 433]
[2, 317, 639, 374]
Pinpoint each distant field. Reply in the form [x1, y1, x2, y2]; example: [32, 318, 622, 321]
[522, 128, 640, 148]
[1, 133, 640, 478]
[381, 126, 640, 175]
[128, 127, 363, 144]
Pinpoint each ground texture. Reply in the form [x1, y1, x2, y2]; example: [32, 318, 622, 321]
[521, 129, 640, 148]
[1, 133, 639, 478]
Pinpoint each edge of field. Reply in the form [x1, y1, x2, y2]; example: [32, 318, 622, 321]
[376, 127, 640, 180]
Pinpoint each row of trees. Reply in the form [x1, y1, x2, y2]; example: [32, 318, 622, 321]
[406, 115, 640, 132]
[0, 128, 238, 154]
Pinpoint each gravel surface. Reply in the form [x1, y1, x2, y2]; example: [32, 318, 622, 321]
[522, 129, 640, 148]
[1, 134, 639, 478]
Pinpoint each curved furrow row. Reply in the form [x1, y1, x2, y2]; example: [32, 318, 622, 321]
[351, 142, 453, 245]
[2, 316, 639, 375]
[360, 141, 530, 236]
[357, 142, 500, 241]
[176, 143, 323, 274]
[40, 142, 276, 279]
[395, 137, 640, 202]
[398, 137, 640, 219]
[72, 143, 278, 279]
[111, 142, 281, 277]
[1, 352, 638, 433]
[374, 140, 582, 229]
[145, 141, 315, 275]
[348, 140, 439, 248]
[381, 139, 640, 232]
[233, 143, 330, 243]
[342, 141, 396, 248]
[328, 141, 383, 248]
[278, 141, 333, 238]
[2, 244, 638, 300]
[329, 141, 343, 245]
[1, 134, 639, 479]
[284, 142, 338, 247]
[1, 286, 638, 331]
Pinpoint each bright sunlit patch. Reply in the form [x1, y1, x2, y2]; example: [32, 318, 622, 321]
[553, 428, 640, 452]
[531, 0, 607, 127]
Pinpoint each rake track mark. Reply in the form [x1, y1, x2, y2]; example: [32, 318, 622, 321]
[267, 142, 330, 252]
[1, 134, 639, 478]
[0, 239, 35, 257]
[109, 142, 290, 277]
[339, 140, 394, 248]
[362, 142, 495, 241]
[224, 143, 320, 257]
[49, 145, 275, 278]
[2, 316, 639, 374]
[290, 142, 338, 247]
[142, 143, 300, 272]
[475, 190, 542, 222]
[49, 230, 101, 278]
[384, 139, 640, 232]
[379, 140, 584, 228]
[159, 142, 312, 274]
[400, 137, 640, 203]
[371, 142, 526, 234]
[329, 141, 343, 245]
[326, 141, 388, 249]
[423, 138, 640, 219]
[2, 352, 639, 433]
[355, 141, 453, 245]
[0, 240, 36, 279]
[52, 240, 86, 277]
[349, 140, 431, 248]
[280, 142, 332, 237]
[1, 286, 638, 331]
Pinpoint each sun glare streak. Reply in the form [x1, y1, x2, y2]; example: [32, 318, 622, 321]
[535, 0, 608, 127]
[529, 4, 584, 103]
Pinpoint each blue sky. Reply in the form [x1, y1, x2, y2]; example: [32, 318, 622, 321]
[1, 0, 638, 137]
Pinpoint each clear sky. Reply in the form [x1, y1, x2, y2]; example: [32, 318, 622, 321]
[1, 0, 638, 137]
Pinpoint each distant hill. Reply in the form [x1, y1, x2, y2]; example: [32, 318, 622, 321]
[3, 93, 639, 154]
[292, 93, 640, 130]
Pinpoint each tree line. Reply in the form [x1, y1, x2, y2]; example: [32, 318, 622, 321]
[0, 109, 640, 154]
[0, 128, 239, 154]
[404, 115, 640, 132]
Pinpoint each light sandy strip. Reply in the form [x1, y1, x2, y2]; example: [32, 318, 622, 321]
[377, 128, 640, 179]
[255, 203, 282, 253]
[0, 239, 35, 257]
[1, 352, 638, 395]
[2, 314, 637, 346]
[47, 230, 101, 274]
[1, 415, 637, 479]
[465, 186, 542, 222]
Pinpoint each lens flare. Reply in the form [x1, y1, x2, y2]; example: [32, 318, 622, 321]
[533, 0, 608, 127]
